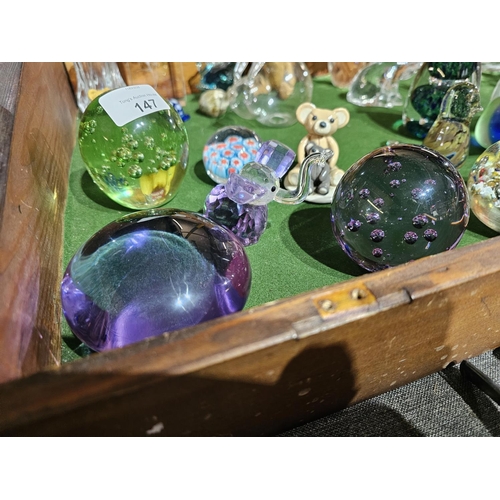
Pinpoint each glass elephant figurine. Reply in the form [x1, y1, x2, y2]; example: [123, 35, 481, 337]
[204, 139, 331, 245]
[423, 81, 482, 168]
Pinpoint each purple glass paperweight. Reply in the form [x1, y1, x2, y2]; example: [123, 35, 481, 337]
[61, 209, 251, 352]
[204, 184, 268, 246]
[331, 144, 469, 272]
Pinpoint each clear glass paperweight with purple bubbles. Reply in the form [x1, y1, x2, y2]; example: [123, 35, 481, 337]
[203, 126, 262, 184]
[204, 139, 331, 245]
[61, 209, 251, 352]
[331, 144, 469, 272]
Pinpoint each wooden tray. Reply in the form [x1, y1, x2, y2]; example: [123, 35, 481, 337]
[1, 62, 499, 436]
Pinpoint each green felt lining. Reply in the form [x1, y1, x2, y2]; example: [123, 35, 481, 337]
[61, 72, 500, 362]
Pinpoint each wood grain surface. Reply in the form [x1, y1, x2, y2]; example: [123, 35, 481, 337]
[0, 63, 77, 383]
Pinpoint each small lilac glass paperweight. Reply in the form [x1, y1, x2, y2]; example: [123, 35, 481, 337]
[61, 209, 251, 352]
[203, 126, 262, 184]
[467, 141, 500, 232]
[331, 144, 469, 272]
[79, 84, 189, 210]
[204, 139, 329, 245]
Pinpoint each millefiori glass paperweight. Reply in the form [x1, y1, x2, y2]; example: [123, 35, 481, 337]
[203, 126, 262, 184]
[78, 84, 189, 210]
[403, 62, 481, 139]
[331, 144, 469, 272]
[61, 209, 251, 352]
[474, 78, 500, 149]
[467, 141, 500, 232]
[423, 81, 482, 168]
[347, 62, 421, 108]
[204, 139, 326, 245]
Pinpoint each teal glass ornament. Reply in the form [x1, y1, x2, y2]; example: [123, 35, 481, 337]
[78, 84, 189, 210]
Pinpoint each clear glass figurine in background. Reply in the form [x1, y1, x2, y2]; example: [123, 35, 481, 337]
[226, 62, 313, 127]
[72, 62, 126, 113]
[423, 81, 482, 168]
[346, 62, 422, 108]
[328, 62, 370, 89]
[403, 62, 482, 139]
[204, 139, 329, 245]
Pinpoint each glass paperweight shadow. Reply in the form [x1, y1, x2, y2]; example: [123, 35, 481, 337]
[346, 62, 421, 108]
[403, 62, 482, 139]
[423, 81, 482, 168]
[204, 139, 326, 245]
[78, 84, 189, 210]
[331, 144, 469, 272]
[61, 209, 251, 352]
[467, 141, 500, 232]
[474, 78, 500, 149]
[203, 126, 262, 184]
[227, 62, 313, 127]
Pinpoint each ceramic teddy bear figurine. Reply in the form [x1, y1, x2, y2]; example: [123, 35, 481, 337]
[284, 102, 350, 203]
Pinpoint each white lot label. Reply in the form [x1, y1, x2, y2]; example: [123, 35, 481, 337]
[99, 85, 168, 126]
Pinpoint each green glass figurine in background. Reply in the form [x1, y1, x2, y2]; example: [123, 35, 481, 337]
[78, 84, 189, 210]
[403, 62, 481, 139]
[423, 81, 482, 168]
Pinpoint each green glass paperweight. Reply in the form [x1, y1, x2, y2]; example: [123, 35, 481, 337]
[78, 84, 189, 210]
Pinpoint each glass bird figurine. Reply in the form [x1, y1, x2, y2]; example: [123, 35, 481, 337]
[204, 139, 328, 245]
[403, 62, 481, 139]
[423, 81, 482, 168]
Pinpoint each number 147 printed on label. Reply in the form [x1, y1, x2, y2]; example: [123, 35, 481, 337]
[99, 84, 169, 126]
